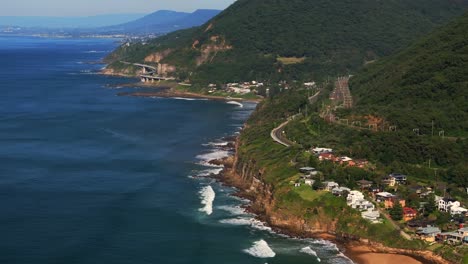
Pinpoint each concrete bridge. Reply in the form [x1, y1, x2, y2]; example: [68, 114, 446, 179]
[140, 74, 175, 83]
[121, 61, 174, 83]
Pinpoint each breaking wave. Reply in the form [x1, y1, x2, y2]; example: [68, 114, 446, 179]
[217, 205, 248, 216]
[196, 150, 230, 163]
[243, 239, 276, 258]
[220, 217, 272, 231]
[173, 97, 208, 101]
[227, 101, 244, 108]
[300, 247, 321, 262]
[199, 185, 215, 215]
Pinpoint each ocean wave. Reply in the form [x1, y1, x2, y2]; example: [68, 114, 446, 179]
[312, 239, 340, 252]
[84, 50, 106, 53]
[217, 205, 248, 216]
[194, 168, 224, 177]
[173, 97, 208, 101]
[199, 185, 215, 215]
[202, 141, 229, 147]
[243, 239, 276, 258]
[226, 101, 244, 108]
[336, 252, 354, 263]
[196, 150, 230, 162]
[220, 217, 272, 231]
[300, 247, 321, 262]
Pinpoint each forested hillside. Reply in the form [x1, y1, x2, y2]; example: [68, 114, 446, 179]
[349, 12, 468, 136]
[106, 0, 468, 83]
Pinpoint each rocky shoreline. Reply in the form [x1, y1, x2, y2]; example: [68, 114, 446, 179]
[206, 135, 452, 264]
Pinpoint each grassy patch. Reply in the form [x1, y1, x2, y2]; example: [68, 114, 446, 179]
[277, 56, 306, 65]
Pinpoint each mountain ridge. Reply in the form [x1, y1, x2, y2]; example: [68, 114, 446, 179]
[106, 0, 468, 83]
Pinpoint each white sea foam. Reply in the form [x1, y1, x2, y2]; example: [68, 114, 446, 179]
[199, 185, 216, 215]
[84, 50, 106, 53]
[202, 141, 229, 147]
[220, 217, 272, 231]
[195, 168, 224, 177]
[173, 97, 208, 101]
[312, 239, 340, 252]
[217, 205, 248, 215]
[336, 252, 354, 263]
[300, 247, 321, 262]
[196, 150, 230, 162]
[243, 240, 276, 258]
[227, 101, 244, 108]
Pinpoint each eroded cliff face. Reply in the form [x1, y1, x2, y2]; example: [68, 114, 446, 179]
[193, 35, 233, 66]
[224, 139, 337, 237]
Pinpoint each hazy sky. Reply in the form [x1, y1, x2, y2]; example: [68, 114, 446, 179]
[0, 0, 236, 16]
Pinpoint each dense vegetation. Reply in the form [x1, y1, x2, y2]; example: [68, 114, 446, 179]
[106, 0, 468, 84]
[237, 89, 425, 249]
[349, 11, 468, 137]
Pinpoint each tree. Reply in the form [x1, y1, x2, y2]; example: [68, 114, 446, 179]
[423, 194, 437, 216]
[389, 202, 403, 221]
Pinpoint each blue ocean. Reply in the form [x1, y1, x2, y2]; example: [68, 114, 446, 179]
[0, 36, 352, 264]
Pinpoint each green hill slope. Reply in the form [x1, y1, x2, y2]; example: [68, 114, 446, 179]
[106, 0, 468, 83]
[349, 12, 468, 136]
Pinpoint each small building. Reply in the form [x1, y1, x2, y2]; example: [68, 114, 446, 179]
[332, 186, 351, 196]
[382, 175, 396, 187]
[390, 173, 407, 184]
[361, 209, 381, 223]
[375, 192, 394, 202]
[384, 197, 406, 209]
[416, 226, 441, 242]
[403, 207, 418, 222]
[356, 179, 373, 189]
[304, 179, 315, 186]
[299, 167, 317, 174]
[322, 181, 339, 192]
[318, 153, 335, 161]
[312, 147, 333, 154]
[438, 198, 457, 212]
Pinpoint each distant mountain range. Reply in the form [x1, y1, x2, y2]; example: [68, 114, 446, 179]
[0, 9, 221, 35]
[96, 9, 222, 34]
[0, 14, 147, 28]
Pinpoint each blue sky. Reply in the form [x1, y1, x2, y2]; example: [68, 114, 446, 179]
[0, 0, 236, 16]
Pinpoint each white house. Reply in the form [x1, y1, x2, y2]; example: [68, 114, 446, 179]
[450, 206, 468, 216]
[323, 181, 339, 192]
[438, 198, 458, 212]
[312, 147, 333, 154]
[305, 179, 315, 186]
[361, 209, 380, 222]
[347, 191, 365, 206]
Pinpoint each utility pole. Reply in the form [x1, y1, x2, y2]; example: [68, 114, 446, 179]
[431, 120, 435, 137]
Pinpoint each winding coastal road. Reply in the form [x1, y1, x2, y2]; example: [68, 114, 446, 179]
[271, 119, 295, 147]
[270, 91, 321, 147]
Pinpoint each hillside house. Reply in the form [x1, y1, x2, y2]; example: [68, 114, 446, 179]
[322, 181, 339, 191]
[356, 179, 373, 189]
[437, 198, 467, 215]
[403, 207, 418, 222]
[361, 209, 381, 223]
[304, 179, 315, 186]
[437, 227, 468, 245]
[416, 226, 441, 242]
[384, 197, 406, 209]
[312, 147, 333, 154]
[390, 173, 407, 184]
[318, 152, 335, 161]
[332, 186, 351, 196]
[375, 192, 394, 202]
